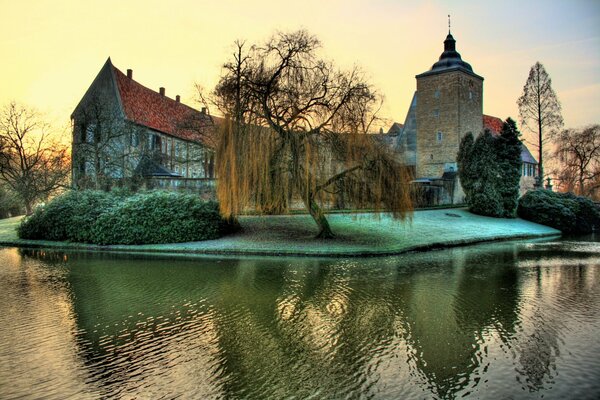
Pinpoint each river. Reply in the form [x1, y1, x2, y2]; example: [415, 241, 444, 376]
[0, 236, 599, 399]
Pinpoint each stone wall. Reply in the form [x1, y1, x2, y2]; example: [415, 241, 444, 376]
[415, 70, 483, 178]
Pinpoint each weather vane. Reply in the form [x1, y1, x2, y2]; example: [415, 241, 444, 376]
[448, 14, 451, 33]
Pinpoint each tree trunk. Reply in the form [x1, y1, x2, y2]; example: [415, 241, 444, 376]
[303, 195, 334, 239]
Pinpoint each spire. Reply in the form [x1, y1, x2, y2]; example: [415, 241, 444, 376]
[448, 14, 451, 34]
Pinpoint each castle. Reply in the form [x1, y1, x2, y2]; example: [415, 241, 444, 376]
[385, 29, 538, 203]
[71, 30, 538, 202]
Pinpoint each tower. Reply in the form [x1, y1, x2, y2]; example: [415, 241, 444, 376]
[415, 29, 483, 178]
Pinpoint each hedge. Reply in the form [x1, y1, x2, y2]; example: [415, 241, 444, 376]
[92, 192, 227, 245]
[517, 190, 600, 233]
[18, 190, 232, 244]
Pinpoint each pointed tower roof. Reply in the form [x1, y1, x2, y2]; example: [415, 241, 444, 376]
[416, 30, 483, 80]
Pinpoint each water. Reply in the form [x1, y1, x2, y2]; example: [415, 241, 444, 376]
[1, 237, 599, 399]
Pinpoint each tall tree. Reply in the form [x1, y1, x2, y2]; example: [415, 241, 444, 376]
[495, 118, 524, 216]
[457, 118, 523, 218]
[213, 31, 413, 238]
[517, 62, 563, 187]
[552, 125, 600, 199]
[0, 102, 69, 214]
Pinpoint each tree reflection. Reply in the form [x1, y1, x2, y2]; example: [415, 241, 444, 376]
[12, 239, 600, 399]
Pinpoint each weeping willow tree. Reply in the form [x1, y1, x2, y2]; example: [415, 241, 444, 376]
[214, 30, 413, 238]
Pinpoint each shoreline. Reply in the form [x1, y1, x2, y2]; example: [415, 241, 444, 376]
[0, 209, 561, 258]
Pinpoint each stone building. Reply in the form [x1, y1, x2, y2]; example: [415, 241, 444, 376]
[71, 58, 217, 195]
[387, 30, 538, 203]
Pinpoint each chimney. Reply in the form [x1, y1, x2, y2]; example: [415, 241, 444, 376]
[126, 69, 133, 79]
[201, 107, 207, 114]
[159, 87, 165, 96]
[176, 95, 180, 103]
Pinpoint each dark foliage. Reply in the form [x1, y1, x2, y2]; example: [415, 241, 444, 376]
[18, 190, 231, 244]
[93, 192, 228, 245]
[18, 190, 116, 241]
[458, 119, 523, 218]
[496, 118, 524, 217]
[517, 190, 600, 233]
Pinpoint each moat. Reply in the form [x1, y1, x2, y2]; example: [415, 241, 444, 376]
[1, 236, 599, 399]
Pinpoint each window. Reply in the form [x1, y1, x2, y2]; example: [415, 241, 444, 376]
[182, 166, 187, 177]
[167, 139, 171, 155]
[469, 90, 473, 100]
[434, 89, 440, 99]
[175, 142, 180, 157]
[433, 109, 439, 118]
[436, 131, 443, 143]
[161, 138, 166, 153]
[85, 124, 96, 143]
[131, 132, 139, 147]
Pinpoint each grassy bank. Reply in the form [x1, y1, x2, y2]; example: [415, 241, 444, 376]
[0, 209, 560, 257]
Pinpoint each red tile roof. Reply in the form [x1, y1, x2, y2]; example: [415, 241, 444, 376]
[112, 66, 218, 146]
[483, 114, 504, 135]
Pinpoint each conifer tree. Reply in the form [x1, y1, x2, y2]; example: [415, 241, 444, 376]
[495, 118, 523, 217]
[457, 119, 523, 218]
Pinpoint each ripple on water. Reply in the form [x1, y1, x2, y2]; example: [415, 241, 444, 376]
[1, 241, 600, 399]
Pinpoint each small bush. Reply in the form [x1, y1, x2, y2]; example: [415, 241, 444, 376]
[517, 190, 600, 233]
[18, 190, 231, 245]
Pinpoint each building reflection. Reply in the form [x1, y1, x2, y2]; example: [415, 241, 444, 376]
[10, 240, 600, 399]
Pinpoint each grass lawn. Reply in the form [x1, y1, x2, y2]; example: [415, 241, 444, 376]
[0, 209, 560, 257]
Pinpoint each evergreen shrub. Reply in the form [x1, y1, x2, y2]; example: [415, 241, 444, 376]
[18, 190, 116, 241]
[458, 118, 523, 218]
[517, 190, 600, 233]
[18, 190, 231, 244]
[93, 192, 227, 245]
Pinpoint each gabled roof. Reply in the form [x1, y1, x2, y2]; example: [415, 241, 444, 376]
[111, 63, 218, 146]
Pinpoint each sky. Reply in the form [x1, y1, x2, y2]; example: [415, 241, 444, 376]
[0, 0, 598, 136]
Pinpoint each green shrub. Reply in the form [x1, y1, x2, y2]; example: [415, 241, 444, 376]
[92, 191, 228, 245]
[458, 119, 523, 218]
[18, 190, 231, 245]
[517, 190, 600, 233]
[18, 190, 117, 241]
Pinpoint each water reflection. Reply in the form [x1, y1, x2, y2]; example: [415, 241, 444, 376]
[1, 238, 599, 399]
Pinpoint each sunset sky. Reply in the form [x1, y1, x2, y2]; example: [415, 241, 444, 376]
[1, 0, 598, 135]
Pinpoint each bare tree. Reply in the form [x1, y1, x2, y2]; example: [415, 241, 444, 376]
[0, 102, 69, 214]
[517, 62, 563, 187]
[214, 31, 413, 238]
[552, 125, 600, 199]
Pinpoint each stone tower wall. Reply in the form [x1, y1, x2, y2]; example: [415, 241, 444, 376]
[415, 70, 483, 178]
